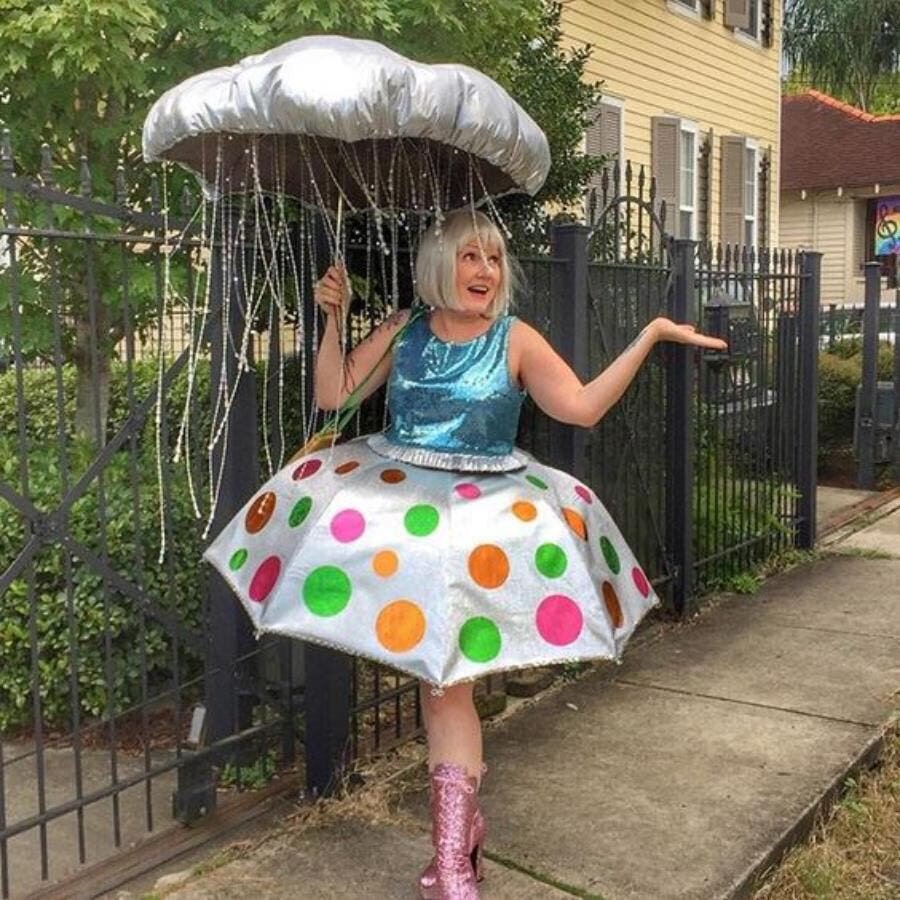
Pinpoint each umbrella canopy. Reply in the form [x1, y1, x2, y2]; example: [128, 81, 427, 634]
[142, 35, 551, 212]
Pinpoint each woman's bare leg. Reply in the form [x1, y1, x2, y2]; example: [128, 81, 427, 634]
[419, 682, 483, 782]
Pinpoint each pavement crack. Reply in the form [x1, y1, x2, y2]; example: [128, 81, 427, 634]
[766, 621, 900, 641]
[482, 849, 604, 898]
[615, 679, 879, 728]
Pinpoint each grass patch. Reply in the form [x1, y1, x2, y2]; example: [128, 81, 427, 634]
[754, 728, 900, 899]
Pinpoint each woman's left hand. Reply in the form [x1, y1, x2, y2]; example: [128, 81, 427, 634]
[649, 317, 728, 351]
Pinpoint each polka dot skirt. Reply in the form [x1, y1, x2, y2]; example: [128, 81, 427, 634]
[203, 435, 659, 687]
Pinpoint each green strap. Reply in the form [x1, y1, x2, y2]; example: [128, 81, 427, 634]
[324, 304, 425, 435]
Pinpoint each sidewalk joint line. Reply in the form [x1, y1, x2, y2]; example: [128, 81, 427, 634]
[615, 680, 878, 728]
[482, 848, 604, 898]
[761, 621, 900, 641]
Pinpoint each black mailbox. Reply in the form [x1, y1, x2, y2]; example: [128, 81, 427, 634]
[854, 381, 896, 464]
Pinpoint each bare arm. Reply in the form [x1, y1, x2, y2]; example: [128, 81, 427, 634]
[313, 264, 410, 411]
[511, 318, 726, 427]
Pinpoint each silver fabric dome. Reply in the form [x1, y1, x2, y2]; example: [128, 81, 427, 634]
[142, 35, 551, 210]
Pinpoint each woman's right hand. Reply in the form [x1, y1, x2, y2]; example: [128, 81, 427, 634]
[314, 264, 351, 319]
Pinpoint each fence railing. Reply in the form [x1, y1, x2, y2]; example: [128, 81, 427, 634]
[1, 146, 821, 896]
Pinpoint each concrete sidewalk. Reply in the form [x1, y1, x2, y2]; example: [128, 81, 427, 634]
[129, 530, 899, 900]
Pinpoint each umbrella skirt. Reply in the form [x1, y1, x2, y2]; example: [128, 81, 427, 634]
[203, 436, 659, 686]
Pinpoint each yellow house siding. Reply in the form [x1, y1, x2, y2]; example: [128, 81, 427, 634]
[779, 197, 813, 250]
[562, 0, 782, 245]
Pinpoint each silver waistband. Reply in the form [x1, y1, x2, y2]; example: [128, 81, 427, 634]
[366, 433, 528, 472]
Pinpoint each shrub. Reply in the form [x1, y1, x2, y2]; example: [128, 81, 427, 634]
[0, 436, 205, 732]
[0, 353, 314, 733]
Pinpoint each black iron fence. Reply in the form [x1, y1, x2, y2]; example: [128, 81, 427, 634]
[852, 266, 900, 488]
[1, 145, 821, 896]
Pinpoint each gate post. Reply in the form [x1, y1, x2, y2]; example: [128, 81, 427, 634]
[549, 223, 591, 482]
[665, 239, 696, 615]
[796, 252, 822, 548]
[857, 261, 881, 490]
[175, 225, 259, 823]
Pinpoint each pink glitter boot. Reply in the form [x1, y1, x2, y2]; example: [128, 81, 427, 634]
[419, 765, 486, 894]
[419, 763, 481, 899]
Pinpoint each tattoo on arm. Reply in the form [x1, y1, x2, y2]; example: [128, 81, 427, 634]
[623, 326, 649, 354]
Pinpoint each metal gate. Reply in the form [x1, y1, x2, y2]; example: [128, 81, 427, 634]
[0, 138, 300, 898]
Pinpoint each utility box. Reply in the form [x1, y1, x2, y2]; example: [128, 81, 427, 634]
[854, 381, 896, 464]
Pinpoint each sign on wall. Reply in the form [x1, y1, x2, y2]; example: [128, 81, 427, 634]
[874, 197, 900, 257]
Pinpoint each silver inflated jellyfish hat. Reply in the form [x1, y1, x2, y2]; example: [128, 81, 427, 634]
[142, 34, 551, 210]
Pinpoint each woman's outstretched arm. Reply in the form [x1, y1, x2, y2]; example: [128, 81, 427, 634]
[511, 317, 727, 427]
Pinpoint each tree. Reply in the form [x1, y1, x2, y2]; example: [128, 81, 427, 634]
[783, 0, 900, 113]
[0, 1, 601, 437]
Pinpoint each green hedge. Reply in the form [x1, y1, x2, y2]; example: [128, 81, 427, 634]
[818, 343, 894, 458]
[0, 354, 312, 732]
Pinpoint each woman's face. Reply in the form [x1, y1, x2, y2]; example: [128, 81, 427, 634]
[454, 239, 502, 313]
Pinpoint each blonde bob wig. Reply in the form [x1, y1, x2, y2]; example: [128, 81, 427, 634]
[415, 209, 518, 318]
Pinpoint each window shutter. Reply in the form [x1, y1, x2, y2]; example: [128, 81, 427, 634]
[701, 0, 716, 20]
[761, 0, 773, 46]
[757, 148, 770, 247]
[698, 129, 713, 244]
[585, 101, 623, 219]
[724, 0, 751, 28]
[720, 135, 746, 246]
[651, 116, 681, 236]
[854, 201, 869, 269]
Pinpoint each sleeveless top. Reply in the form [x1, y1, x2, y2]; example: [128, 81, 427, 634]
[366, 311, 527, 472]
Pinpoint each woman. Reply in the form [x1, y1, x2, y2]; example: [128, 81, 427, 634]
[206, 208, 724, 898]
[307, 209, 726, 898]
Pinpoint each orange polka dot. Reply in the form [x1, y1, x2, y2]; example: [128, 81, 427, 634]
[468, 544, 510, 589]
[245, 491, 276, 534]
[376, 600, 426, 653]
[372, 550, 399, 578]
[512, 501, 537, 522]
[562, 507, 587, 541]
[380, 468, 406, 484]
[603, 582, 624, 629]
[335, 460, 360, 475]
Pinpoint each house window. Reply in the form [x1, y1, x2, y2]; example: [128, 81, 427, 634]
[739, 0, 760, 39]
[720, 134, 763, 247]
[652, 116, 700, 239]
[672, 0, 698, 10]
[680, 126, 698, 239]
[743, 144, 758, 247]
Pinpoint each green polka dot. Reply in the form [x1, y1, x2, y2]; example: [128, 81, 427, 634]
[289, 496, 313, 528]
[229, 549, 248, 571]
[303, 566, 352, 617]
[404, 504, 439, 537]
[459, 617, 501, 663]
[535, 543, 567, 578]
[526, 474, 548, 490]
[600, 536, 621, 574]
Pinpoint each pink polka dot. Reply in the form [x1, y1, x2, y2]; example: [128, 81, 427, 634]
[330, 509, 366, 543]
[455, 483, 481, 500]
[575, 485, 593, 504]
[249, 556, 281, 603]
[632, 566, 651, 598]
[292, 458, 322, 481]
[535, 594, 583, 646]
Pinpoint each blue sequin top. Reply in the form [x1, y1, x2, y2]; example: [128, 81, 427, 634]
[369, 311, 526, 470]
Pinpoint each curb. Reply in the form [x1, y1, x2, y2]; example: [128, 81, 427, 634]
[725, 724, 893, 899]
